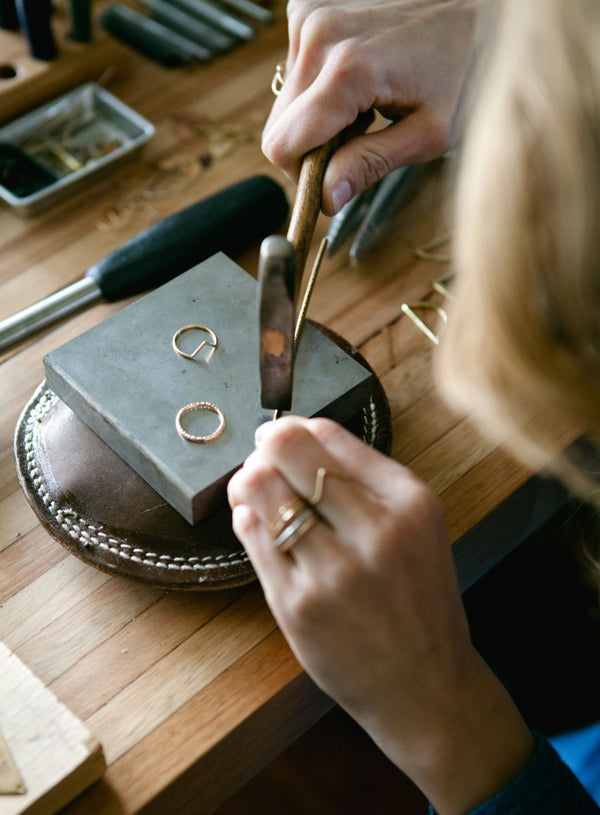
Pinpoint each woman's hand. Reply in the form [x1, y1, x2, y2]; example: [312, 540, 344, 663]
[228, 416, 534, 815]
[262, 0, 485, 214]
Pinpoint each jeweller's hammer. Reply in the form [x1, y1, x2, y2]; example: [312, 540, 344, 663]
[258, 138, 337, 411]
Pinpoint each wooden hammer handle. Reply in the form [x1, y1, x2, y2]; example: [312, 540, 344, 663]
[286, 137, 338, 300]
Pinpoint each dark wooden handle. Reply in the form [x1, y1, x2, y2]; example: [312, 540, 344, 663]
[286, 137, 338, 300]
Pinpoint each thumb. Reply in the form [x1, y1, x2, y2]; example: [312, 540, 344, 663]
[322, 112, 450, 215]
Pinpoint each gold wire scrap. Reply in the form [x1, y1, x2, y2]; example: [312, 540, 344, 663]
[431, 270, 456, 300]
[401, 301, 448, 346]
[413, 232, 452, 263]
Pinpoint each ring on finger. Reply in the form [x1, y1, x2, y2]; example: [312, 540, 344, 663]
[308, 466, 352, 507]
[270, 495, 307, 539]
[273, 505, 320, 554]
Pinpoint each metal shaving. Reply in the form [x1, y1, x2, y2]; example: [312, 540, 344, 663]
[95, 112, 264, 232]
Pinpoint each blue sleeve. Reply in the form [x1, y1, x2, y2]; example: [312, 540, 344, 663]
[429, 734, 600, 815]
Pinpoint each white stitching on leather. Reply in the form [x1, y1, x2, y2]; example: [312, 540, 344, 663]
[23, 389, 380, 575]
[23, 391, 250, 574]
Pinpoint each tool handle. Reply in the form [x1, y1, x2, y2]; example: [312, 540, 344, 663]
[86, 175, 289, 300]
[100, 3, 204, 65]
[68, 0, 92, 42]
[286, 138, 337, 301]
[0, 0, 19, 30]
[15, 0, 57, 60]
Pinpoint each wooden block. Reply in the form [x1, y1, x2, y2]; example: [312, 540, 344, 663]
[0, 642, 105, 815]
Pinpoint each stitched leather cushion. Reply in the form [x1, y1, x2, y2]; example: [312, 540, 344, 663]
[14, 332, 391, 590]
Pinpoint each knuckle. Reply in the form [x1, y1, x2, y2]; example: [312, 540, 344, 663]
[231, 505, 259, 540]
[283, 583, 324, 626]
[237, 458, 276, 500]
[362, 515, 400, 572]
[301, 5, 338, 47]
[328, 42, 361, 86]
[409, 481, 445, 526]
[308, 417, 345, 445]
[355, 147, 396, 189]
[264, 420, 306, 459]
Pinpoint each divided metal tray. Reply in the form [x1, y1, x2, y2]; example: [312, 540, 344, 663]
[0, 82, 155, 215]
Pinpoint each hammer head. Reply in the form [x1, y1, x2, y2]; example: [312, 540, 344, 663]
[258, 235, 296, 410]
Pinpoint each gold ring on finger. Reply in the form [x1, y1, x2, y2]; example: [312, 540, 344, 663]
[273, 506, 320, 554]
[270, 495, 307, 539]
[308, 466, 352, 507]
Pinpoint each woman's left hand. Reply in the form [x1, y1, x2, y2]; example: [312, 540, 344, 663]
[227, 416, 535, 815]
[228, 415, 471, 728]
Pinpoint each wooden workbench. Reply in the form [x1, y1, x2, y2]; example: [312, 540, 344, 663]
[0, 2, 572, 813]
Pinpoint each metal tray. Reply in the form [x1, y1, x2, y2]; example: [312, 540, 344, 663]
[0, 83, 155, 215]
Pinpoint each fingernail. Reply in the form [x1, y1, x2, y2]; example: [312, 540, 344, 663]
[331, 179, 352, 214]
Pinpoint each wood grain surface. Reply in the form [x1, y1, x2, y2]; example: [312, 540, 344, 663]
[0, 2, 575, 813]
[0, 642, 105, 814]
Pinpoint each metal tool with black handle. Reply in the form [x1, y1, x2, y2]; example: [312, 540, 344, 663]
[0, 174, 289, 351]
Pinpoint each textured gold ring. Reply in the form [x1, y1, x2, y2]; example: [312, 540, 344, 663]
[172, 325, 218, 360]
[176, 402, 225, 443]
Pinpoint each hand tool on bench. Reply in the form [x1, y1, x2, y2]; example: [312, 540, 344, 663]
[25, 142, 386, 581]
[258, 138, 337, 411]
[0, 174, 289, 352]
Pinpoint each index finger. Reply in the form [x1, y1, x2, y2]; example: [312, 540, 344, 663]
[256, 416, 423, 501]
[255, 418, 376, 532]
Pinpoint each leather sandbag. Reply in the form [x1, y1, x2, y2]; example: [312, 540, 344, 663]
[14, 332, 391, 590]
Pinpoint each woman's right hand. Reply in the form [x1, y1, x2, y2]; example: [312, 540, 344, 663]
[262, 0, 485, 214]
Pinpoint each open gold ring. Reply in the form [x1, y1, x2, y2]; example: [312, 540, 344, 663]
[271, 62, 285, 96]
[171, 325, 219, 359]
[308, 467, 351, 507]
[172, 325, 218, 360]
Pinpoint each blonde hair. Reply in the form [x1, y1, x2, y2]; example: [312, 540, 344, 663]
[437, 0, 600, 503]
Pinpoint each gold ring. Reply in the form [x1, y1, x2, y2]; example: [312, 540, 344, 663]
[273, 506, 320, 554]
[176, 402, 225, 443]
[172, 325, 218, 360]
[271, 62, 285, 96]
[270, 495, 307, 539]
[308, 466, 351, 507]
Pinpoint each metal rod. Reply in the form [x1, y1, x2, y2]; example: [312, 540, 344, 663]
[294, 236, 328, 348]
[0, 278, 101, 351]
[273, 236, 328, 420]
[219, 0, 272, 23]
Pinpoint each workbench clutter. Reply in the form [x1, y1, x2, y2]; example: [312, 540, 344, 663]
[11, 164, 391, 590]
[0, 0, 134, 127]
[0, 0, 92, 60]
[100, 0, 273, 68]
[0, 82, 154, 214]
[14, 264, 390, 589]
